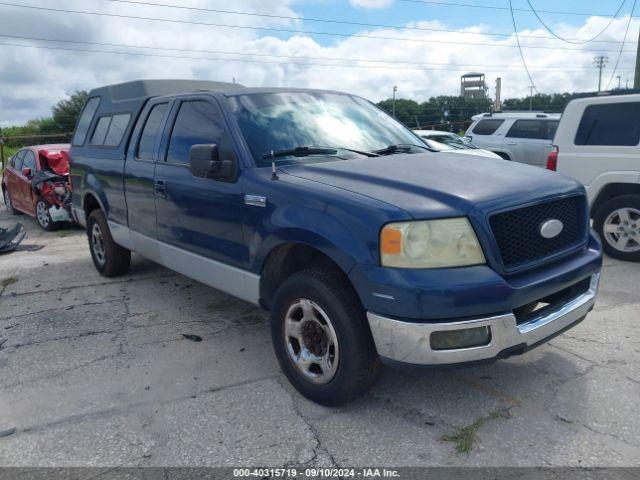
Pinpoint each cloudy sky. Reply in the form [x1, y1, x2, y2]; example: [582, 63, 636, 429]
[0, 0, 638, 127]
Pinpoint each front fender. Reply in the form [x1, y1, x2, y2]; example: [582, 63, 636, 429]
[250, 203, 370, 274]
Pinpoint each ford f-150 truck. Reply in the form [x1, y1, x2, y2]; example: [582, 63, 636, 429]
[69, 80, 602, 405]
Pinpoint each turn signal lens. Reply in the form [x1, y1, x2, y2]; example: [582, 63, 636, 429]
[381, 226, 403, 254]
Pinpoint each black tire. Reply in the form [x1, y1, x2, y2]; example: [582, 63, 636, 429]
[494, 151, 511, 161]
[593, 194, 640, 262]
[270, 269, 382, 406]
[3, 187, 20, 215]
[87, 209, 131, 276]
[35, 198, 56, 231]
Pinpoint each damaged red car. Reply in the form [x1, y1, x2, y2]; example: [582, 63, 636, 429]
[2, 144, 73, 231]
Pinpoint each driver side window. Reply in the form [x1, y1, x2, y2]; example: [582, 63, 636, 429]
[166, 100, 235, 165]
[12, 150, 26, 170]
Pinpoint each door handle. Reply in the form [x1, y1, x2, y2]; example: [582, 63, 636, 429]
[505, 141, 517, 146]
[154, 179, 167, 198]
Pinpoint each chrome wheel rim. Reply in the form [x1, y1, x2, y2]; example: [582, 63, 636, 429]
[284, 298, 339, 385]
[4, 190, 11, 211]
[603, 207, 640, 253]
[91, 223, 107, 265]
[36, 201, 49, 228]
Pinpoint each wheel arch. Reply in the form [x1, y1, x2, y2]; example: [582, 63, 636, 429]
[591, 183, 640, 218]
[259, 242, 356, 311]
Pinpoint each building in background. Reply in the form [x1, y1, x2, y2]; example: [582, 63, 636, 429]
[461, 72, 488, 99]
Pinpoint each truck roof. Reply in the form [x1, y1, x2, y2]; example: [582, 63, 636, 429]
[88, 79, 244, 103]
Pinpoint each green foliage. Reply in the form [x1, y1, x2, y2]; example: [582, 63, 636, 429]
[377, 91, 589, 132]
[441, 409, 509, 454]
[0, 90, 86, 148]
[52, 90, 88, 131]
[377, 95, 494, 131]
[502, 92, 575, 112]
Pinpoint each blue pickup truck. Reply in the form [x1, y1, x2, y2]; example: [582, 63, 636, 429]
[69, 80, 602, 405]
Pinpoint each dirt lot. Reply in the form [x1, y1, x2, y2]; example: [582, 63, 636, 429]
[1, 206, 639, 468]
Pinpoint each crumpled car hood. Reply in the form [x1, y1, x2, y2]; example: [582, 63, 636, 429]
[38, 149, 69, 176]
[279, 151, 584, 219]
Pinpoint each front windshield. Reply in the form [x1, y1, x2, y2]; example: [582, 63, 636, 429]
[226, 91, 424, 166]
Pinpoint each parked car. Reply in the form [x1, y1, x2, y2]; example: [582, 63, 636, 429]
[70, 80, 602, 405]
[548, 92, 640, 262]
[414, 130, 501, 158]
[2, 144, 72, 230]
[465, 112, 561, 167]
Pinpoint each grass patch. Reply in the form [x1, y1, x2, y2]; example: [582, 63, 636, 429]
[442, 409, 509, 454]
[1, 276, 18, 288]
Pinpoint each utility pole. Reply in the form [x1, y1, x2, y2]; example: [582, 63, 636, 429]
[634, 29, 640, 88]
[594, 55, 609, 92]
[0, 128, 4, 172]
[392, 85, 397, 118]
[617, 75, 622, 89]
[494, 77, 502, 112]
[529, 85, 534, 111]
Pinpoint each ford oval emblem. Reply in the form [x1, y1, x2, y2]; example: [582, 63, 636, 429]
[540, 219, 564, 239]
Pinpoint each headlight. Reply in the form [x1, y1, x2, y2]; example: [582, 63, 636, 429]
[380, 218, 485, 268]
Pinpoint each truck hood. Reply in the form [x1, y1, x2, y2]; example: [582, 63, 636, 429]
[279, 152, 583, 219]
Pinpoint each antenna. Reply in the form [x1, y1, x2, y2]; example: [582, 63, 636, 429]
[270, 150, 279, 180]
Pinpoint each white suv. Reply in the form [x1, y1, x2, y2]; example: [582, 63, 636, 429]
[465, 112, 561, 167]
[550, 93, 640, 262]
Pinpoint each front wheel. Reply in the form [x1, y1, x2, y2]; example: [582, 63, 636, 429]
[270, 269, 381, 406]
[594, 195, 640, 262]
[35, 198, 56, 231]
[87, 209, 131, 276]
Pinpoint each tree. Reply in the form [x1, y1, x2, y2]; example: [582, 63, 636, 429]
[51, 90, 88, 132]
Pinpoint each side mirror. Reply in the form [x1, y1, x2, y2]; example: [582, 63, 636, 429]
[189, 144, 235, 180]
[22, 167, 32, 177]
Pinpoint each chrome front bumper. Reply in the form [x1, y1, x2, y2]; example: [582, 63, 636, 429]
[367, 273, 600, 366]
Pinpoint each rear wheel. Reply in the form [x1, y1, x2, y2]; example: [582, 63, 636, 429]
[270, 269, 382, 406]
[87, 209, 131, 276]
[594, 194, 640, 262]
[3, 188, 20, 215]
[35, 198, 56, 231]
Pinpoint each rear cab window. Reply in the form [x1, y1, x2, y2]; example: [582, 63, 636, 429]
[91, 114, 131, 147]
[73, 97, 101, 146]
[472, 119, 504, 135]
[575, 102, 640, 146]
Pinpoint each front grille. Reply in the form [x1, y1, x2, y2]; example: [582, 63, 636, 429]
[489, 195, 585, 271]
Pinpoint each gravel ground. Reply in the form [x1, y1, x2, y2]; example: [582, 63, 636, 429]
[0, 205, 639, 468]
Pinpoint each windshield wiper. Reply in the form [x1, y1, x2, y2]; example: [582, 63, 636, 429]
[372, 143, 430, 156]
[263, 146, 338, 159]
[262, 146, 379, 160]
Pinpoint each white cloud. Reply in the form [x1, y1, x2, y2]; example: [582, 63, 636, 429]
[0, 0, 637, 127]
[348, 0, 394, 8]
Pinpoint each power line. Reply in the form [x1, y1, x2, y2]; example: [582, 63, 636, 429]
[1, 33, 635, 72]
[398, 0, 636, 17]
[607, 0, 638, 88]
[3, 40, 636, 73]
[526, 0, 627, 45]
[0, 2, 635, 53]
[509, 0, 539, 94]
[106, 0, 630, 45]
